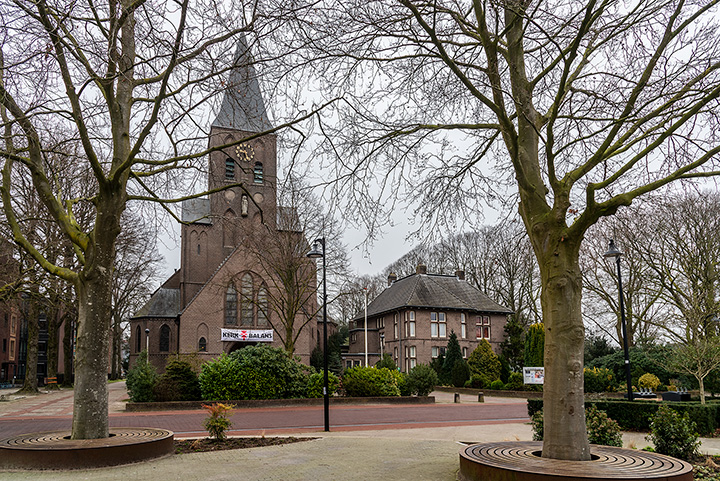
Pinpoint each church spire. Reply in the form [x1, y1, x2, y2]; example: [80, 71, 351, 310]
[212, 33, 271, 133]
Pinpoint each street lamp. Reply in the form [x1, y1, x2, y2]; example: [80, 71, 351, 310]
[364, 287, 368, 367]
[604, 239, 634, 401]
[380, 333, 385, 360]
[145, 328, 150, 352]
[307, 237, 330, 431]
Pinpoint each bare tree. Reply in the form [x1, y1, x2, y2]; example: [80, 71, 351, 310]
[297, 0, 720, 460]
[581, 210, 665, 347]
[627, 192, 720, 403]
[110, 210, 163, 379]
[0, 1, 321, 440]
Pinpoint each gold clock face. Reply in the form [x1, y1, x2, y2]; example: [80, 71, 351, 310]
[235, 143, 255, 162]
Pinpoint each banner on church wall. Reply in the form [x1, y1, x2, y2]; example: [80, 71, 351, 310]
[221, 329, 274, 342]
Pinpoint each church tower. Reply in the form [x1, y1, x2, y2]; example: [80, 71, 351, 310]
[179, 35, 277, 306]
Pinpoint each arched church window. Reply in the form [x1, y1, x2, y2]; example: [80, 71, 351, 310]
[257, 285, 269, 327]
[225, 284, 237, 325]
[240, 273, 254, 326]
[253, 162, 263, 184]
[159, 325, 170, 352]
[135, 325, 141, 353]
[198, 337, 207, 352]
[225, 157, 234, 179]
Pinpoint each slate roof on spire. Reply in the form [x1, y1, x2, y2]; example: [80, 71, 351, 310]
[211, 33, 271, 133]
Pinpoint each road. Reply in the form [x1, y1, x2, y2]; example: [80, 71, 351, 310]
[0, 382, 529, 439]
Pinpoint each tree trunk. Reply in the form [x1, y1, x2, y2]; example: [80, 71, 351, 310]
[71, 274, 112, 439]
[699, 376, 706, 405]
[110, 312, 121, 380]
[18, 300, 39, 394]
[534, 234, 590, 460]
[46, 307, 60, 390]
[62, 310, 74, 387]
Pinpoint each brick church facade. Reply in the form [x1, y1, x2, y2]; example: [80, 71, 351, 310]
[129, 36, 317, 371]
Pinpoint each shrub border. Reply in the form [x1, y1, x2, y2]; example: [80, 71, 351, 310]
[527, 398, 719, 435]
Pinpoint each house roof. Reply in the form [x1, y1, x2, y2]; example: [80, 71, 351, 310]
[211, 33, 271, 133]
[353, 273, 513, 321]
[132, 287, 181, 319]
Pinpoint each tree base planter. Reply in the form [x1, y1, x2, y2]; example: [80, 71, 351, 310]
[459, 441, 692, 481]
[0, 428, 174, 470]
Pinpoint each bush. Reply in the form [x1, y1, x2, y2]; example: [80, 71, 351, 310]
[584, 367, 615, 393]
[639, 373, 661, 390]
[154, 358, 201, 402]
[468, 340, 501, 381]
[451, 359, 470, 388]
[469, 373, 490, 389]
[407, 363, 439, 396]
[527, 398, 720, 435]
[126, 350, 157, 402]
[376, 353, 397, 370]
[342, 367, 400, 397]
[531, 406, 622, 447]
[524, 323, 545, 367]
[391, 370, 413, 396]
[647, 405, 700, 461]
[200, 354, 280, 400]
[307, 371, 340, 398]
[505, 372, 524, 391]
[203, 403, 234, 441]
[228, 345, 310, 398]
[585, 405, 623, 447]
[490, 379, 505, 390]
[531, 410, 543, 441]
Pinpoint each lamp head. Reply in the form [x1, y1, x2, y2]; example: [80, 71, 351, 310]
[603, 239, 622, 259]
[306, 239, 324, 259]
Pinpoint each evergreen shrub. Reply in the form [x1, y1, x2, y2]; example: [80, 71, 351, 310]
[228, 345, 310, 398]
[468, 340, 501, 381]
[451, 359, 470, 388]
[469, 373, 490, 389]
[647, 405, 700, 461]
[153, 358, 201, 402]
[490, 379, 505, 390]
[584, 367, 615, 393]
[407, 363, 439, 396]
[505, 372, 524, 391]
[307, 371, 340, 398]
[585, 405, 623, 447]
[638, 373, 661, 390]
[376, 353, 397, 370]
[126, 350, 157, 402]
[342, 367, 400, 397]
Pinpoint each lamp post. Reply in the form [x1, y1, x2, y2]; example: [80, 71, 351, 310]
[307, 237, 330, 431]
[604, 239, 633, 401]
[380, 333, 385, 360]
[364, 287, 368, 367]
[145, 328, 150, 352]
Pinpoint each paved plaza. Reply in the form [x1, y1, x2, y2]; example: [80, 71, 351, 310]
[0, 383, 718, 480]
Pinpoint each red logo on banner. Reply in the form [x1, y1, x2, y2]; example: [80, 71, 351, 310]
[240, 330, 248, 340]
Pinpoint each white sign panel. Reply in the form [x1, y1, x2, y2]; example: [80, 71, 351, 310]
[523, 367, 545, 385]
[221, 329, 274, 342]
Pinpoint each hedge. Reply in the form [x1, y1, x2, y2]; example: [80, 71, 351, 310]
[527, 398, 719, 435]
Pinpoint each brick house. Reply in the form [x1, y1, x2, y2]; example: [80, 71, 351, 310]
[129, 36, 317, 371]
[347, 265, 512, 371]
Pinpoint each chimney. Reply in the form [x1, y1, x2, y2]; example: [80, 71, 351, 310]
[387, 273, 397, 286]
[455, 270, 465, 281]
[416, 264, 427, 275]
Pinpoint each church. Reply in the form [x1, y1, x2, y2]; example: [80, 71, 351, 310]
[129, 36, 318, 372]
